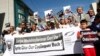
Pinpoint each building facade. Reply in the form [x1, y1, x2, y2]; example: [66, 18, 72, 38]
[14, 0, 33, 26]
[0, 0, 33, 30]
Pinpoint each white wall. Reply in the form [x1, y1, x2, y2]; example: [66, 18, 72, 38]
[0, 0, 14, 30]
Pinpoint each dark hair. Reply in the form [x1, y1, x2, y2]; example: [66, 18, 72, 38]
[50, 22, 55, 26]
[94, 13, 100, 21]
[87, 9, 95, 15]
[80, 20, 88, 24]
[5, 23, 10, 27]
[32, 23, 37, 26]
[97, 8, 100, 13]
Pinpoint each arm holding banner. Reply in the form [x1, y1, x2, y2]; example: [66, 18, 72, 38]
[53, 16, 60, 28]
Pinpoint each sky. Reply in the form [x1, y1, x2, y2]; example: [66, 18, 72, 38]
[23, 0, 96, 18]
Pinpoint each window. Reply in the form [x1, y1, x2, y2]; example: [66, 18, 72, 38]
[17, 5, 26, 23]
[18, 14, 25, 23]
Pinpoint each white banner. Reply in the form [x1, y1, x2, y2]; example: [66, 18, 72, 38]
[3, 27, 83, 56]
[14, 32, 64, 54]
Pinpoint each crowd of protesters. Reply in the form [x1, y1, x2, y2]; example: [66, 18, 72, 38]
[1, 6, 100, 56]
[2, 7, 100, 35]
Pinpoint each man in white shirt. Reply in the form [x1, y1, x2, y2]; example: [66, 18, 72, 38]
[74, 7, 90, 24]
